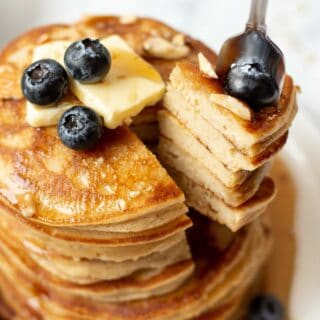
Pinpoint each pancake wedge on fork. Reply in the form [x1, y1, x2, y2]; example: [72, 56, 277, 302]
[158, 60, 298, 231]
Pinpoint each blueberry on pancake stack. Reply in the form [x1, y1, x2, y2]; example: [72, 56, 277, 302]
[0, 15, 289, 319]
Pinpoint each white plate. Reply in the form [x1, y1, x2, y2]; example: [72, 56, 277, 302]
[283, 110, 320, 320]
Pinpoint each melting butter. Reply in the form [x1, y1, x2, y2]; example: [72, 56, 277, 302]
[26, 35, 165, 129]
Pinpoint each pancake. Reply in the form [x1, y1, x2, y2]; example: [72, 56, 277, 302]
[158, 110, 249, 187]
[157, 55, 297, 230]
[0, 117, 185, 226]
[166, 62, 298, 156]
[27, 239, 191, 284]
[160, 94, 296, 172]
[0, 212, 272, 319]
[168, 168, 276, 231]
[158, 137, 272, 207]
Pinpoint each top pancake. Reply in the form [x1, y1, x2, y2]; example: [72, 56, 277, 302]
[0, 16, 217, 227]
[168, 62, 297, 150]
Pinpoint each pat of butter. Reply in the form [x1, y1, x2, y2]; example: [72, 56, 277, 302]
[26, 35, 165, 129]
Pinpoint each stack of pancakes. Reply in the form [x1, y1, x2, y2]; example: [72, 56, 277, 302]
[0, 15, 287, 319]
[158, 62, 298, 231]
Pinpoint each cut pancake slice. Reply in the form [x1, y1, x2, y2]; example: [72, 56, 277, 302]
[168, 167, 276, 231]
[159, 109, 251, 187]
[164, 82, 296, 172]
[168, 62, 298, 154]
[158, 109, 250, 188]
[158, 137, 271, 207]
[158, 60, 297, 231]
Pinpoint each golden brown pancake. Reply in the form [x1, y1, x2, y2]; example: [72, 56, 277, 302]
[166, 62, 297, 153]
[158, 136, 273, 207]
[167, 168, 276, 231]
[157, 54, 297, 231]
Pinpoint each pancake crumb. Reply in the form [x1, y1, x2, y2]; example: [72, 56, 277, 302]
[198, 53, 218, 79]
[105, 185, 115, 195]
[172, 34, 186, 46]
[37, 33, 50, 44]
[143, 36, 190, 60]
[119, 15, 138, 24]
[116, 199, 127, 211]
[28, 297, 40, 310]
[128, 190, 141, 199]
[21, 193, 36, 218]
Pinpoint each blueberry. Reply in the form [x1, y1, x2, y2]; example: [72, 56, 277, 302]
[58, 106, 103, 150]
[224, 62, 279, 109]
[21, 59, 68, 105]
[249, 294, 284, 320]
[64, 38, 111, 83]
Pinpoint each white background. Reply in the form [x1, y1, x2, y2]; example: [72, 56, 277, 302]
[0, 1, 319, 319]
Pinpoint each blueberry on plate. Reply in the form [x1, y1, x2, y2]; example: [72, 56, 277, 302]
[58, 106, 103, 150]
[21, 59, 68, 105]
[249, 294, 284, 320]
[64, 38, 111, 83]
